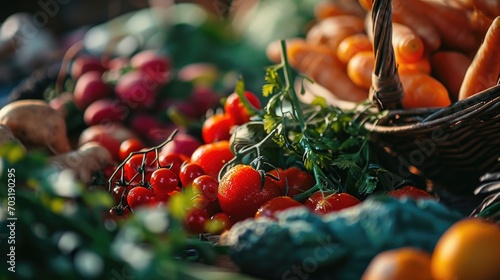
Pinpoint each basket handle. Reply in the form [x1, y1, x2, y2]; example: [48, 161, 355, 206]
[370, 0, 404, 111]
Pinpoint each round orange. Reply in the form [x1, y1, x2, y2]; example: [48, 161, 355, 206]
[362, 247, 433, 280]
[431, 218, 500, 280]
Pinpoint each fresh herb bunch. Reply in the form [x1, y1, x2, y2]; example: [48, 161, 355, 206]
[226, 40, 398, 200]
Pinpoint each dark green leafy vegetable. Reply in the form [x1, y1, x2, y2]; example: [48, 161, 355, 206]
[227, 196, 464, 280]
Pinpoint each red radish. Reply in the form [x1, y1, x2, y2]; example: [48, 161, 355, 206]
[83, 98, 129, 126]
[115, 71, 160, 109]
[177, 62, 219, 85]
[129, 113, 176, 145]
[107, 56, 130, 71]
[78, 123, 136, 161]
[160, 132, 202, 158]
[131, 50, 171, 85]
[71, 55, 106, 80]
[73, 71, 111, 110]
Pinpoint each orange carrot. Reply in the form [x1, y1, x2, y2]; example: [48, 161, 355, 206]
[306, 15, 366, 53]
[358, 0, 372, 11]
[391, 0, 441, 52]
[287, 41, 369, 102]
[459, 16, 500, 100]
[398, 57, 432, 75]
[336, 33, 373, 64]
[392, 23, 425, 64]
[470, 0, 500, 20]
[470, 9, 494, 38]
[266, 38, 306, 64]
[430, 51, 472, 102]
[395, 0, 480, 54]
[400, 72, 451, 109]
[314, 1, 366, 19]
[347, 51, 374, 90]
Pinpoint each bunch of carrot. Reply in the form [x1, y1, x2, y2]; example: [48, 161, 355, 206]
[267, 0, 500, 109]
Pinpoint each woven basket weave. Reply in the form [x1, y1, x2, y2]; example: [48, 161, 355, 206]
[365, 0, 500, 210]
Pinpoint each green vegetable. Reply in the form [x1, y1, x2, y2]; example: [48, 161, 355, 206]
[226, 196, 463, 280]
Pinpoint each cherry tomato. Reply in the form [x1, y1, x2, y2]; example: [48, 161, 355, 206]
[305, 192, 361, 215]
[190, 141, 234, 179]
[127, 187, 155, 210]
[150, 168, 179, 195]
[255, 196, 304, 220]
[201, 114, 233, 144]
[387, 186, 434, 199]
[192, 175, 219, 202]
[159, 153, 188, 177]
[224, 91, 262, 125]
[179, 162, 206, 187]
[123, 152, 157, 185]
[154, 192, 170, 205]
[205, 212, 232, 234]
[107, 206, 131, 221]
[191, 194, 210, 210]
[119, 138, 144, 161]
[184, 208, 209, 234]
[218, 164, 282, 223]
[111, 185, 134, 205]
[270, 167, 315, 199]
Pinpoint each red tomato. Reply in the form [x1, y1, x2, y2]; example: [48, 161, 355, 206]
[205, 212, 232, 234]
[283, 167, 316, 199]
[184, 208, 209, 234]
[150, 168, 179, 195]
[192, 175, 219, 202]
[387, 186, 434, 199]
[158, 153, 188, 177]
[201, 114, 233, 144]
[218, 164, 283, 222]
[123, 153, 157, 185]
[255, 196, 304, 220]
[190, 141, 234, 179]
[119, 138, 145, 161]
[224, 91, 262, 125]
[107, 206, 131, 221]
[127, 187, 155, 210]
[305, 192, 361, 215]
[111, 185, 134, 205]
[179, 163, 206, 187]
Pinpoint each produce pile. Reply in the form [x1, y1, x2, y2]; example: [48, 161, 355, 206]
[1, 0, 500, 280]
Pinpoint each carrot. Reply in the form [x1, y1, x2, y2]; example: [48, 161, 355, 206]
[306, 15, 366, 53]
[391, 0, 441, 52]
[358, 0, 372, 11]
[266, 38, 306, 64]
[459, 16, 500, 100]
[392, 23, 425, 64]
[347, 51, 374, 90]
[314, 1, 366, 19]
[397, 57, 432, 75]
[287, 40, 369, 102]
[470, 0, 500, 20]
[430, 51, 472, 102]
[395, 0, 480, 54]
[400, 73, 451, 109]
[470, 9, 494, 37]
[336, 33, 373, 64]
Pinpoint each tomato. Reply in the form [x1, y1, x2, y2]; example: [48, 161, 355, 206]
[201, 114, 233, 144]
[179, 162, 206, 187]
[149, 168, 179, 195]
[154, 191, 170, 205]
[184, 208, 209, 234]
[192, 175, 219, 202]
[218, 164, 283, 222]
[111, 185, 134, 205]
[224, 91, 262, 125]
[255, 196, 304, 220]
[283, 167, 315, 199]
[305, 192, 361, 214]
[158, 153, 188, 177]
[107, 206, 131, 221]
[190, 141, 234, 179]
[123, 153, 157, 185]
[119, 138, 144, 161]
[205, 212, 232, 234]
[126, 187, 155, 210]
[387, 186, 434, 199]
[191, 194, 210, 210]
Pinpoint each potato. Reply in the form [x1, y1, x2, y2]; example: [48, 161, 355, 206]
[48, 142, 112, 185]
[0, 124, 26, 151]
[0, 100, 71, 154]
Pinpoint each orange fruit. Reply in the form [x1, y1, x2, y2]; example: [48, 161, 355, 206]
[431, 218, 500, 280]
[362, 247, 434, 280]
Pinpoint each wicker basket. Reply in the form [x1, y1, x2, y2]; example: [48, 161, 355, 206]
[365, 0, 500, 212]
